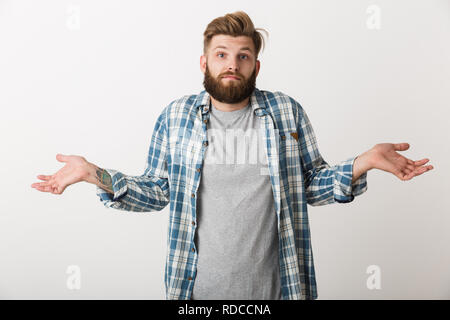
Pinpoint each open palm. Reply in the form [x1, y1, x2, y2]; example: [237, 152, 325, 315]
[369, 143, 433, 181]
[31, 154, 88, 194]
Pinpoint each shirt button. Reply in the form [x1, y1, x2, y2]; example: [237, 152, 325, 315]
[188, 276, 193, 281]
[204, 107, 209, 112]
[203, 141, 208, 147]
[191, 193, 195, 198]
[192, 221, 195, 226]
[203, 119, 208, 124]
[191, 247, 195, 252]
[281, 135, 286, 140]
[196, 168, 201, 172]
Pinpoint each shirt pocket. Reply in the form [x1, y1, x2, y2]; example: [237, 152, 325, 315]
[279, 131, 303, 182]
[279, 131, 299, 155]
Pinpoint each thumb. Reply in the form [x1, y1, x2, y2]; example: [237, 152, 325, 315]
[394, 143, 410, 151]
[56, 153, 69, 162]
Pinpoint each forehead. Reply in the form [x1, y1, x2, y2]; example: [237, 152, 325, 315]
[209, 34, 255, 53]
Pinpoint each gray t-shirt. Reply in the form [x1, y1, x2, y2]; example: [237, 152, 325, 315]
[191, 101, 282, 300]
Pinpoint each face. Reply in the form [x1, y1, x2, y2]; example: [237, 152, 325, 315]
[200, 35, 260, 104]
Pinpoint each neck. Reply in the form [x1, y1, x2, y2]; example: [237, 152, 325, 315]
[210, 96, 250, 112]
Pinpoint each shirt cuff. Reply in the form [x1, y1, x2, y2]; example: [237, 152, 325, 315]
[333, 156, 368, 203]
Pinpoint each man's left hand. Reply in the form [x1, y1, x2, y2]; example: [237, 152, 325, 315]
[367, 143, 434, 181]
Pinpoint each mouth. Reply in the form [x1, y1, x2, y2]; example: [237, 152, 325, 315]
[222, 75, 240, 80]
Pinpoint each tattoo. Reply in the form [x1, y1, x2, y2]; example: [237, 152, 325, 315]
[95, 167, 114, 194]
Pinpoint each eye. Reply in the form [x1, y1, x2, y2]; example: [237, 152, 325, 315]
[240, 55, 248, 60]
[217, 53, 225, 58]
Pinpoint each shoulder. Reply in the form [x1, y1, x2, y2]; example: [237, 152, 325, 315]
[155, 93, 199, 127]
[258, 89, 306, 123]
[163, 94, 198, 116]
[261, 89, 303, 109]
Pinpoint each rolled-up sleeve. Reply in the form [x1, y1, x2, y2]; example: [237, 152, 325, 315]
[333, 156, 368, 203]
[96, 109, 170, 212]
[294, 101, 368, 206]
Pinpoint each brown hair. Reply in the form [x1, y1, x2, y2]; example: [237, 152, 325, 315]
[203, 11, 268, 60]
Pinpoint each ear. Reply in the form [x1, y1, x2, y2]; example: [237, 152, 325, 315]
[255, 59, 261, 77]
[200, 55, 206, 74]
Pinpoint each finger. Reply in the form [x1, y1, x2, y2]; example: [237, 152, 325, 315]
[412, 167, 429, 177]
[409, 165, 433, 179]
[400, 164, 434, 181]
[399, 172, 411, 181]
[34, 178, 58, 189]
[34, 185, 52, 193]
[399, 168, 412, 181]
[37, 175, 52, 181]
[56, 153, 69, 163]
[414, 158, 429, 166]
[402, 170, 416, 181]
[31, 179, 46, 187]
[32, 181, 50, 188]
[403, 168, 412, 175]
[421, 165, 434, 172]
[409, 163, 433, 174]
[395, 143, 410, 151]
[405, 158, 431, 171]
[32, 184, 42, 191]
[34, 186, 47, 192]
[52, 185, 63, 194]
[396, 167, 408, 180]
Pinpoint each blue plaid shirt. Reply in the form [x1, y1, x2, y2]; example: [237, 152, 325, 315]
[96, 88, 368, 300]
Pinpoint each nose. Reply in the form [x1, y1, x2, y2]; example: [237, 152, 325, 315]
[227, 56, 240, 72]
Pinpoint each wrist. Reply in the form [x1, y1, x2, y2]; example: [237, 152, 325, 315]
[358, 149, 374, 172]
[352, 151, 373, 183]
[82, 161, 99, 184]
[361, 149, 376, 171]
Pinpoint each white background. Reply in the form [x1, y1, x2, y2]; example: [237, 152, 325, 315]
[0, 0, 449, 299]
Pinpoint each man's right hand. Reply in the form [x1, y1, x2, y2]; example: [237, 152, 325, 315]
[31, 154, 91, 195]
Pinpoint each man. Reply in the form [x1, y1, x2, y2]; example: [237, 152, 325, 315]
[31, 11, 433, 300]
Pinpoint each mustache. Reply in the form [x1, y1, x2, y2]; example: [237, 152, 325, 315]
[220, 72, 243, 79]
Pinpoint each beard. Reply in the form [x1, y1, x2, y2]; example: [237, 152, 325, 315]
[203, 63, 257, 104]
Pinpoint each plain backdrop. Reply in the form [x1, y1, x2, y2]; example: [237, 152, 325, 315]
[0, 0, 449, 299]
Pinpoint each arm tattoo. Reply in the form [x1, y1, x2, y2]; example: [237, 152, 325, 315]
[95, 167, 114, 194]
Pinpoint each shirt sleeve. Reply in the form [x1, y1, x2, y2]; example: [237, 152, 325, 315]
[294, 101, 368, 206]
[96, 109, 170, 212]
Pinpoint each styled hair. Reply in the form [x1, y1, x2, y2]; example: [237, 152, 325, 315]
[203, 11, 268, 60]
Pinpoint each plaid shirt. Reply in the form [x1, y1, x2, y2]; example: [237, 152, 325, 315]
[96, 88, 368, 300]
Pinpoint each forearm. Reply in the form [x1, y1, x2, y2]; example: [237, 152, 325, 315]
[83, 162, 114, 194]
[352, 150, 374, 183]
[89, 164, 170, 212]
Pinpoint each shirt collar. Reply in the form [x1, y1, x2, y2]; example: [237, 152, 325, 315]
[194, 87, 267, 115]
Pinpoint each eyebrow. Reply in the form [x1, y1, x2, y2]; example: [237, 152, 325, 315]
[213, 45, 253, 54]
